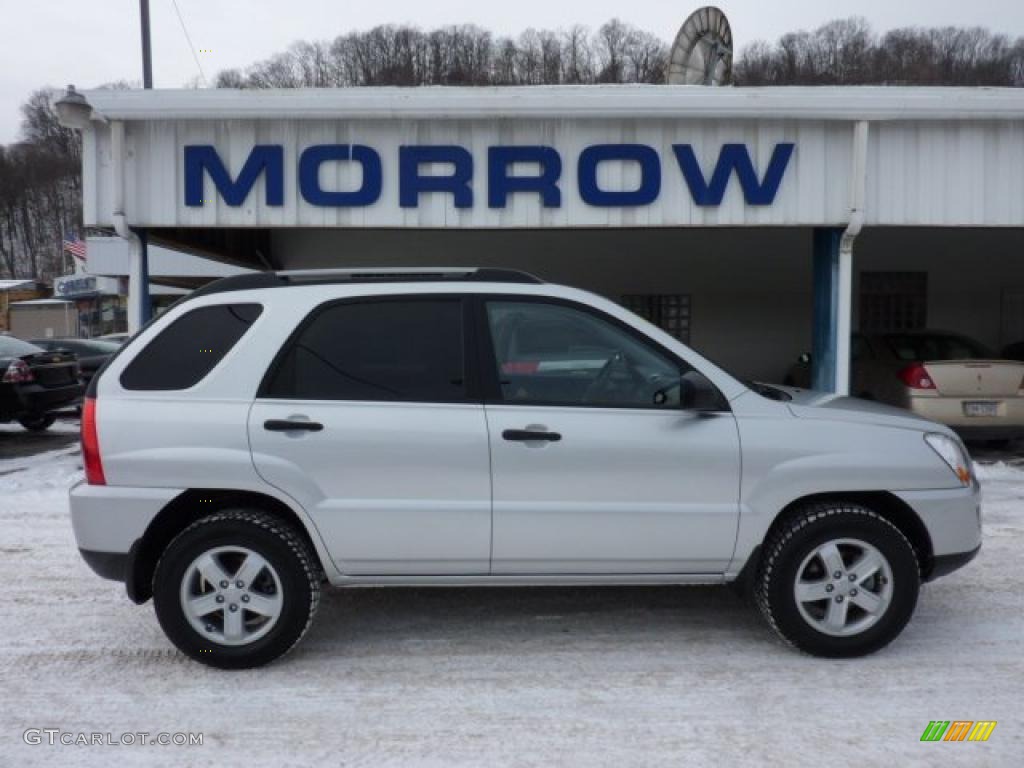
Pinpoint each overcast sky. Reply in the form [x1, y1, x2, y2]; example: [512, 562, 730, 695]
[3, 0, 1024, 143]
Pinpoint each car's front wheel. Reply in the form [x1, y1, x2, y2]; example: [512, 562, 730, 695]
[153, 510, 321, 669]
[755, 502, 920, 657]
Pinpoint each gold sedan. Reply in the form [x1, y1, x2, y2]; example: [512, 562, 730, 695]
[785, 332, 1024, 443]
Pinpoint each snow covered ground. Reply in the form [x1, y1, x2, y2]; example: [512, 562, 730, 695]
[0, 444, 1021, 767]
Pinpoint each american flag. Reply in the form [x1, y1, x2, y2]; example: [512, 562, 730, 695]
[63, 237, 87, 261]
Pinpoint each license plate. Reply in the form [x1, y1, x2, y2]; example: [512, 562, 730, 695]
[963, 401, 999, 417]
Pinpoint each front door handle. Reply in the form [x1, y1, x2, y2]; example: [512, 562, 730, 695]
[502, 429, 561, 442]
[264, 419, 324, 432]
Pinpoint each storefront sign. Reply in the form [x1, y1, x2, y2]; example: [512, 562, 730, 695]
[54, 273, 121, 299]
[184, 142, 795, 211]
[54, 275, 98, 297]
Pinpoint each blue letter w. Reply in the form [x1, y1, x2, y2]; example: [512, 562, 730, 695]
[185, 145, 284, 207]
[672, 143, 794, 206]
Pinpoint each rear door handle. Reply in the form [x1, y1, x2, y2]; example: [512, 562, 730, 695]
[502, 429, 561, 442]
[264, 419, 324, 432]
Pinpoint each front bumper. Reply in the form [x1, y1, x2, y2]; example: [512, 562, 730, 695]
[930, 544, 982, 580]
[895, 481, 983, 581]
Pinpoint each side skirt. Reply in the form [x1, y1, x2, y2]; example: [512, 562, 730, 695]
[325, 573, 728, 588]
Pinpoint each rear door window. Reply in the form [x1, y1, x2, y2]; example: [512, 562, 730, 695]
[120, 303, 262, 390]
[262, 299, 468, 402]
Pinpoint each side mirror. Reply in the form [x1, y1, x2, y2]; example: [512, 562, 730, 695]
[679, 377, 698, 410]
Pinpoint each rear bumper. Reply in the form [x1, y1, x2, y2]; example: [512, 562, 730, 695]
[907, 394, 1024, 435]
[70, 480, 182, 567]
[11, 381, 83, 416]
[79, 549, 131, 581]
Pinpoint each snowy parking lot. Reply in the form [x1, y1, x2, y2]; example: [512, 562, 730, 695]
[0, 424, 1021, 767]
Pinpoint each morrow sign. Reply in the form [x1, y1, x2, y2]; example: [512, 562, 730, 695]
[184, 143, 795, 210]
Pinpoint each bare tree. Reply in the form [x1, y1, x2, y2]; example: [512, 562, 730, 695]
[736, 17, 1024, 86]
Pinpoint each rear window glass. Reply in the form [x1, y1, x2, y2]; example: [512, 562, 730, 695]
[885, 334, 992, 362]
[263, 299, 466, 402]
[120, 304, 262, 390]
[0, 336, 43, 357]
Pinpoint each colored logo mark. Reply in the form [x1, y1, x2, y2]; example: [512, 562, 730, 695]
[920, 721, 997, 742]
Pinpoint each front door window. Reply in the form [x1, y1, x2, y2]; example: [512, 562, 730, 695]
[485, 301, 685, 408]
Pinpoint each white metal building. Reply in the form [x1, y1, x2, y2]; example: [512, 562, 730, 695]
[58, 85, 1024, 390]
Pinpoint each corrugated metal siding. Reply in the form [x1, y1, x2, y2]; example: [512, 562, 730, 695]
[83, 116, 1024, 229]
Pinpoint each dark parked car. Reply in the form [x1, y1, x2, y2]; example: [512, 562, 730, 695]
[30, 338, 119, 385]
[1002, 341, 1024, 362]
[97, 332, 130, 345]
[0, 336, 83, 430]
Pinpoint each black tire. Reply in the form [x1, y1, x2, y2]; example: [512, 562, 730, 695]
[754, 502, 920, 658]
[153, 510, 321, 669]
[18, 414, 56, 431]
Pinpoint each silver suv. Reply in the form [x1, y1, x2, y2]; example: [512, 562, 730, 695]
[71, 268, 981, 668]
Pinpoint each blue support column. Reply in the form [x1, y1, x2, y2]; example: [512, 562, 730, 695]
[811, 228, 843, 392]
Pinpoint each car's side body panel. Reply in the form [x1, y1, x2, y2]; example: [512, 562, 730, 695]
[485, 404, 741, 573]
[74, 277, 983, 592]
[249, 400, 493, 575]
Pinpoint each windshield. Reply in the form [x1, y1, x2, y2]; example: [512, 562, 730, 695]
[885, 334, 993, 362]
[0, 336, 44, 357]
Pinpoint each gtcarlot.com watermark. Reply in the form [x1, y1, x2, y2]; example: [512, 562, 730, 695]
[24, 729, 203, 747]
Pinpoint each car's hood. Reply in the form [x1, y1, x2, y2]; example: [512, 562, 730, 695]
[774, 385, 943, 433]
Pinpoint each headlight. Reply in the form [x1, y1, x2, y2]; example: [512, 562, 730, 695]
[924, 433, 973, 487]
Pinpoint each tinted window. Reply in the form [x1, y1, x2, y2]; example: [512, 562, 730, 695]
[486, 301, 684, 408]
[885, 334, 992, 362]
[1002, 342, 1024, 362]
[0, 336, 43, 357]
[120, 303, 262, 390]
[264, 299, 466, 402]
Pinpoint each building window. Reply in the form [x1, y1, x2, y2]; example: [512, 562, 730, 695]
[620, 294, 691, 343]
[859, 272, 927, 333]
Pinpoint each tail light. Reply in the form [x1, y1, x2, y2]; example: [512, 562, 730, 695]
[2, 359, 34, 383]
[81, 397, 106, 485]
[898, 363, 935, 390]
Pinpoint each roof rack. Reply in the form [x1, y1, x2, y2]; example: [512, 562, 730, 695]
[190, 267, 543, 299]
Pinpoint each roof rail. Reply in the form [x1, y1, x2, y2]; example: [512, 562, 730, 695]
[279, 267, 542, 284]
[189, 267, 543, 299]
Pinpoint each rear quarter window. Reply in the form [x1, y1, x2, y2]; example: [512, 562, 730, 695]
[119, 303, 262, 391]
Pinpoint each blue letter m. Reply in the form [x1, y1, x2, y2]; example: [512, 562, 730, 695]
[185, 145, 284, 207]
[672, 143, 794, 206]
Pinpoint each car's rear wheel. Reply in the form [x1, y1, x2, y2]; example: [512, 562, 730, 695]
[18, 414, 56, 431]
[153, 510, 321, 669]
[755, 502, 920, 657]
